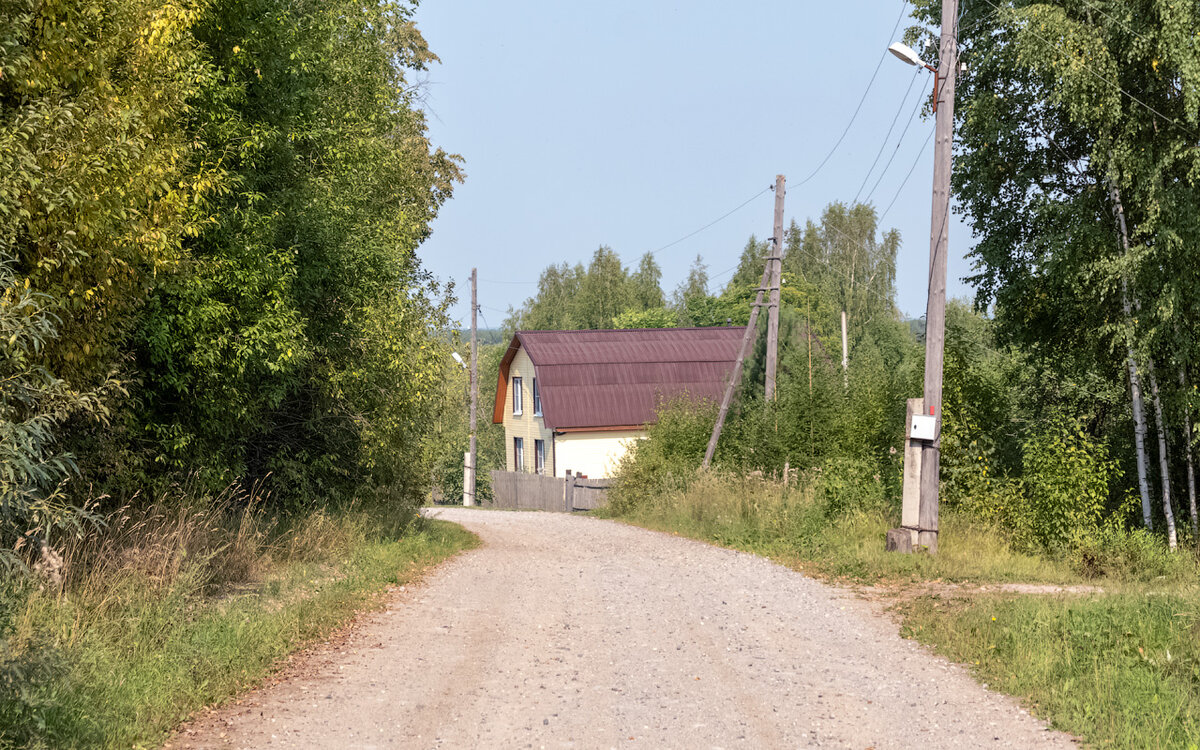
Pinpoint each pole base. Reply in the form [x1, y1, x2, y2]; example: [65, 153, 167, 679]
[885, 527, 916, 553]
[917, 529, 938, 554]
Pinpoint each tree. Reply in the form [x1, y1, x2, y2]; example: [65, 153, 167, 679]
[674, 255, 711, 327]
[785, 203, 898, 378]
[914, 0, 1200, 538]
[613, 307, 677, 329]
[0, 0, 200, 386]
[574, 246, 633, 329]
[133, 0, 461, 502]
[725, 236, 770, 294]
[630, 253, 665, 310]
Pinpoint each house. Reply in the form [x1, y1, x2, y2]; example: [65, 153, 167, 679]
[492, 327, 744, 478]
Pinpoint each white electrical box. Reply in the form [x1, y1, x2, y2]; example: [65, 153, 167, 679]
[910, 415, 938, 441]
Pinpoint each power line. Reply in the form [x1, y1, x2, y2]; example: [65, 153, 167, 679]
[645, 186, 773, 259]
[794, 225, 903, 309]
[865, 74, 931, 204]
[1077, 0, 1151, 46]
[855, 6, 1000, 208]
[793, 0, 911, 189]
[881, 127, 936, 221]
[854, 68, 922, 204]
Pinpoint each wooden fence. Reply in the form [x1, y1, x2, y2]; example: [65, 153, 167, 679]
[489, 471, 612, 512]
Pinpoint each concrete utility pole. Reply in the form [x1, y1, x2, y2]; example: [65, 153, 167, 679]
[916, 0, 960, 553]
[764, 174, 785, 401]
[465, 268, 478, 507]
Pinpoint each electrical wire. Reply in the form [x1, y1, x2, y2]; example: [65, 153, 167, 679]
[863, 75, 931, 205]
[1077, 0, 1151, 46]
[644, 186, 773, 260]
[792, 0, 911, 189]
[880, 127, 936, 221]
[853, 68, 923, 204]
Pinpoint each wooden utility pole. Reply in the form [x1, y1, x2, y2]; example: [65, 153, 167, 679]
[465, 268, 478, 506]
[764, 174, 785, 401]
[916, 0, 960, 553]
[703, 260, 773, 469]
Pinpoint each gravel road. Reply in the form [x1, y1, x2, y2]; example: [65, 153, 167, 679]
[173, 507, 1075, 749]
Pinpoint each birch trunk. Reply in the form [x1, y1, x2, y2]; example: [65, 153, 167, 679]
[1110, 183, 1154, 529]
[1147, 362, 1178, 549]
[840, 308, 849, 387]
[1180, 367, 1199, 536]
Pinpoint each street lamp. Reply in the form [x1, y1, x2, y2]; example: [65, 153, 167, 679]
[887, 42, 945, 112]
[887, 42, 928, 68]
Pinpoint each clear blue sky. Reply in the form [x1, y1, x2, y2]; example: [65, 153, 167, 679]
[412, 0, 973, 329]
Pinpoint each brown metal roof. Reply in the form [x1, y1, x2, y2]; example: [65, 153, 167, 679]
[492, 327, 743, 430]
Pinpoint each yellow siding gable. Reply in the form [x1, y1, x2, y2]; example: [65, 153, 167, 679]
[502, 345, 555, 474]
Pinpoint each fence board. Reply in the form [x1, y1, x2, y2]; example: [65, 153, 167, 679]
[571, 478, 612, 511]
[489, 471, 611, 512]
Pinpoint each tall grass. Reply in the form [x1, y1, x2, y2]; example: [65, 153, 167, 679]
[0, 480, 476, 749]
[603, 470, 1081, 584]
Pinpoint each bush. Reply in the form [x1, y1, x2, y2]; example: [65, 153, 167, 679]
[607, 398, 715, 514]
[815, 456, 888, 517]
[1019, 414, 1115, 551]
[0, 586, 64, 750]
[1070, 522, 1195, 581]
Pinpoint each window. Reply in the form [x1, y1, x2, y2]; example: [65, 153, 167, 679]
[532, 378, 542, 416]
[512, 376, 523, 415]
[513, 437, 524, 472]
[534, 439, 545, 475]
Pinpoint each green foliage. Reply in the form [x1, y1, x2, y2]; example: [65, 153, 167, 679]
[602, 471, 1079, 585]
[0, 265, 116, 570]
[0, 0, 203, 385]
[0, 494, 475, 748]
[508, 249, 676, 332]
[1019, 414, 1118, 551]
[130, 0, 461, 503]
[607, 398, 715, 515]
[0, 583, 63, 750]
[1069, 521, 1194, 581]
[815, 457, 887, 517]
[913, 0, 1200, 542]
[612, 307, 677, 329]
[1, 0, 465, 512]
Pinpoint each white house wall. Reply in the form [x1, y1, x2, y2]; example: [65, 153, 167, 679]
[553, 430, 646, 479]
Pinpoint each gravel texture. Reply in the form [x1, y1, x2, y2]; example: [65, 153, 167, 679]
[172, 507, 1076, 749]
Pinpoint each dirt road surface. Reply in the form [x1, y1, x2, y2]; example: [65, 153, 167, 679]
[173, 508, 1075, 749]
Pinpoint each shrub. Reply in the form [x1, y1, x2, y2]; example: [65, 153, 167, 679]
[0, 585, 64, 750]
[815, 456, 888, 517]
[1070, 522, 1194, 581]
[608, 398, 715, 514]
[1019, 414, 1115, 551]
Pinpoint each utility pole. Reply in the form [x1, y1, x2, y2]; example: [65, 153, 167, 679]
[465, 268, 478, 507]
[703, 259, 773, 469]
[764, 174, 785, 401]
[916, 0, 960, 553]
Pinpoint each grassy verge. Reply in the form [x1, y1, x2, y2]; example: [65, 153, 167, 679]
[598, 472, 1082, 584]
[1, 492, 477, 750]
[602, 472, 1200, 748]
[901, 591, 1200, 748]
